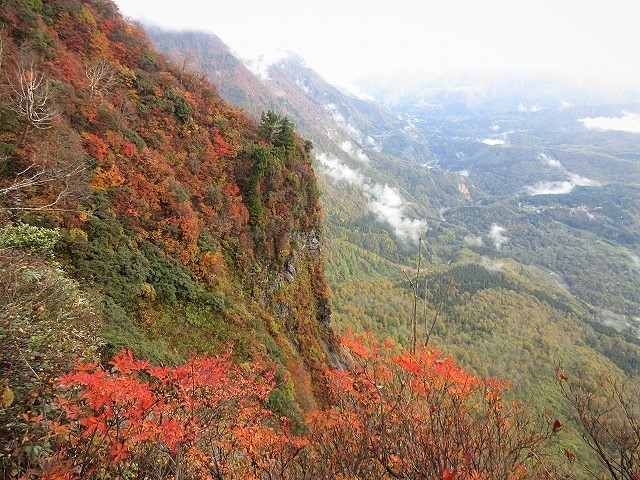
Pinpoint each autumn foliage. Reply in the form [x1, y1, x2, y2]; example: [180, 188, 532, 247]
[19, 349, 305, 480]
[14, 335, 559, 479]
[1, 0, 332, 440]
[305, 334, 557, 479]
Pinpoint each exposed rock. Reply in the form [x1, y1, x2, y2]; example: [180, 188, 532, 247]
[308, 229, 321, 255]
[284, 258, 296, 282]
[316, 297, 332, 326]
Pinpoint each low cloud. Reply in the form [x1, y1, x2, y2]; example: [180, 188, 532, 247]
[317, 153, 426, 243]
[243, 50, 289, 81]
[316, 152, 364, 185]
[525, 154, 600, 195]
[480, 138, 505, 146]
[340, 141, 370, 163]
[480, 256, 504, 272]
[342, 82, 376, 102]
[458, 170, 470, 177]
[579, 111, 640, 134]
[540, 153, 563, 169]
[630, 253, 640, 269]
[464, 234, 484, 246]
[526, 179, 582, 195]
[325, 104, 380, 150]
[489, 224, 508, 250]
[294, 77, 310, 94]
[518, 103, 542, 113]
[367, 184, 428, 243]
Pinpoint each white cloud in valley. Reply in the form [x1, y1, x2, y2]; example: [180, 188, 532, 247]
[517, 103, 544, 113]
[480, 138, 505, 146]
[316, 152, 364, 185]
[578, 111, 640, 134]
[525, 154, 601, 195]
[488, 224, 509, 250]
[340, 141, 370, 163]
[525, 177, 598, 195]
[316, 153, 427, 242]
[325, 104, 380, 150]
[367, 184, 428, 244]
[480, 256, 504, 272]
[540, 153, 563, 169]
[464, 234, 484, 246]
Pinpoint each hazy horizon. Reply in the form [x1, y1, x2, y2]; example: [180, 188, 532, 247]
[113, 0, 640, 92]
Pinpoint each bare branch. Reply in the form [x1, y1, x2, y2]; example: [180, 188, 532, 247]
[556, 368, 640, 478]
[410, 236, 422, 354]
[0, 30, 4, 71]
[0, 152, 86, 211]
[175, 49, 195, 87]
[85, 58, 116, 99]
[7, 61, 59, 130]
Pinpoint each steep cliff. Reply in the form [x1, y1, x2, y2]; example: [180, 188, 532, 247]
[0, 0, 341, 449]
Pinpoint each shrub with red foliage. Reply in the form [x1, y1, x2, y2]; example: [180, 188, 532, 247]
[23, 350, 304, 480]
[302, 334, 559, 479]
[17, 336, 561, 479]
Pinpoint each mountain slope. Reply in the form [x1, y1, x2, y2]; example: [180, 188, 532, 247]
[147, 27, 472, 268]
[0, 0, 342, 458]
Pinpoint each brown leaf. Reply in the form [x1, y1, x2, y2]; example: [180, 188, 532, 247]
[552, 419, 562, 433]
[563, 448, 575, 463]
[1, 386, 15, 408]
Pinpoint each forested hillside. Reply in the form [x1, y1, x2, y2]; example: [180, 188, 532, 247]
[0, 0, 343, 468]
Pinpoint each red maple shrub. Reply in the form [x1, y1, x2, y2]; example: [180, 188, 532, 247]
[303, 334, 559, 479]
[21, 350, 304, 480]
[16, 335, 560, 479]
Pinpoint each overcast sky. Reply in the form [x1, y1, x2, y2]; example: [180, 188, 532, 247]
[113, 0, 640, 90]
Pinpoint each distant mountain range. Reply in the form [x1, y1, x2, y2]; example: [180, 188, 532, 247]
[356, 71, 640, 116]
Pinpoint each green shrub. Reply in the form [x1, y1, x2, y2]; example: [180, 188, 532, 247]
[0, 224, 61, 255]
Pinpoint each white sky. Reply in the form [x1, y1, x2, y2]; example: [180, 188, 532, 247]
[113, 0, 640, 90]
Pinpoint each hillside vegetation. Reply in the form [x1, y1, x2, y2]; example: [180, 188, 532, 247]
[0, 0, 341, 467]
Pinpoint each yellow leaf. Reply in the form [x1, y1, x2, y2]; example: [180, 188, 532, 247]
[1, 386, 15, 408]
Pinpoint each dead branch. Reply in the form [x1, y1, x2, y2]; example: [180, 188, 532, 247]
[7, 61, 58, 131]
[85, 58, 116, 99]
[0, 153, 85, 211]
